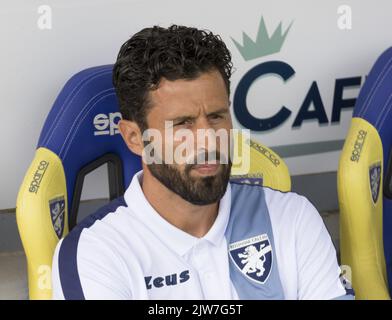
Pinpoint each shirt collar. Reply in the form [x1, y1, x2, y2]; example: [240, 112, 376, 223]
[124, 170, 231, 256]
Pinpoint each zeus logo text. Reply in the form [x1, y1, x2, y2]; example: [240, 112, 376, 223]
[93, 112, 122, 136]
[144, 270, 190, 290]
[234, 61, 363, 131]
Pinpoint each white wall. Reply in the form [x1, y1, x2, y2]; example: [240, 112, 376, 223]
[1, 0, 391, 209]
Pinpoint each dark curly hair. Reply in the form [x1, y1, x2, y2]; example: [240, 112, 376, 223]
[112, 25, 233, 131]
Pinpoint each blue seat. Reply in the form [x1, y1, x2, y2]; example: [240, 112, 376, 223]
[16, 65, 141, 299]
[36, 65, 142, 228]
[338, 47, 392, 299]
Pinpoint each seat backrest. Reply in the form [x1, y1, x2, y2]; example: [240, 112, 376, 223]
[16, 65, 291, 299]
[338, 47, 392, 299]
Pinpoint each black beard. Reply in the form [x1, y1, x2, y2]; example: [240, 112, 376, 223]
[147, 154, 232, 206]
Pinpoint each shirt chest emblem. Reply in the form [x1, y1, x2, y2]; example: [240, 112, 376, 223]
[228, 233, 273, 284]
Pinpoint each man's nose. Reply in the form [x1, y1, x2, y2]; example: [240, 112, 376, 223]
[194, 116, 214, 131]
[194, 121, 218, 152]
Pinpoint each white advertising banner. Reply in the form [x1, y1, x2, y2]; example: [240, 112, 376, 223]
[1, 0, 390, 208]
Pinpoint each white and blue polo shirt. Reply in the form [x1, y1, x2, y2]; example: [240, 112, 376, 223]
[52, 170, 354, 300]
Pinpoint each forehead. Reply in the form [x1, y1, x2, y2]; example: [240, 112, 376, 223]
[148, 69, 229, 115]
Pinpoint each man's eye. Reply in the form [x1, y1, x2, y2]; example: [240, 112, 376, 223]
[209, 114, 223, 120]
[175, 119, 193, 126]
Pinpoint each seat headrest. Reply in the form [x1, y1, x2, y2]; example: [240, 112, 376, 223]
[37, 65, 142, 226]
[353, 47, 392, 179]
[353, 47, 392, 201]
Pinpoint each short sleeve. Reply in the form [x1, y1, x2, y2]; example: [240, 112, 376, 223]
[51, 230, 132, 300]
[295, 198, 354, 300]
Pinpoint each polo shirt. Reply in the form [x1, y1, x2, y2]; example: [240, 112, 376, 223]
[52, 170, 353, 300]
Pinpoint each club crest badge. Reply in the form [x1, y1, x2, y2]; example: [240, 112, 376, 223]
[49, 196, 65, 239]
[229, 234, 273, 284]
[369, 162, 381, 204]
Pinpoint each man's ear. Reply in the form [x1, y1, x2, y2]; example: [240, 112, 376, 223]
[118, 119, 144, 156]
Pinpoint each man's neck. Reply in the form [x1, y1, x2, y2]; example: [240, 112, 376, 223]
[141, 169, 219, 238]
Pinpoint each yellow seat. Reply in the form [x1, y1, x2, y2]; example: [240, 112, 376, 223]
[338, 47, 392, 300]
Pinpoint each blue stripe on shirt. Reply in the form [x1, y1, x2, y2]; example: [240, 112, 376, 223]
[58, 196, 127, 300]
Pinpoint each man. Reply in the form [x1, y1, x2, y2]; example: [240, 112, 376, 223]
[52, 25, 353, 300]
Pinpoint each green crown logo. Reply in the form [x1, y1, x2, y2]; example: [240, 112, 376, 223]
[231, 16, 293, 61]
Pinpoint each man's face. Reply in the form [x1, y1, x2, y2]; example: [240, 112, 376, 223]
[143, 69, 233, 205]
